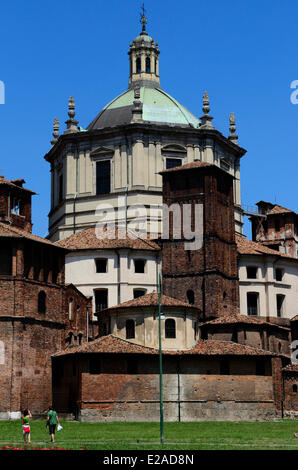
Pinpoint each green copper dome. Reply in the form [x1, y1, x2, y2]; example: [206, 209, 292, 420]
[87, 86, 200, 130]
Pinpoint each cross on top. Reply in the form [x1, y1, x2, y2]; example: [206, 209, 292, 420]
[140, 3, 147, 32]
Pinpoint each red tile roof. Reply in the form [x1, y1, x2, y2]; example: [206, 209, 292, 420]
[267, 204, 294, 215]
[0, 222, 64, 248]
[101, 292, 198, 311]
[202, 314, 290, 330]
[236, 235, 296, 260]
[57, 227, 160, 251]
[160, 161, 216, 175]
[283, 364, 298, 372]
[53, 334, 275, 357]
[0, 176, 35, 194]
[256, 201, 295, 216]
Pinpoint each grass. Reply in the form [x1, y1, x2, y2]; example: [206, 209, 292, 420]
[1, 420, 298, 450]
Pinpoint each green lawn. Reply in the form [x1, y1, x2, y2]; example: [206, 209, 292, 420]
[1, 420, 298, 450]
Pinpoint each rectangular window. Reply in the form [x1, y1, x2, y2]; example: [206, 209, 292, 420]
[275, 269, 283, 282]
[275, 220, 280, 232]
[166, 158, 182, 169]
[134, 259, 146, 273]
[94, 289, 108, 312]
[247, 292, 259, 316]
[246, 266, 258, 279]
[276, 294, 285, 317]
[95, 258, 107, 273]
[96, 160, 111, 195]
[11, 198, 20, 215]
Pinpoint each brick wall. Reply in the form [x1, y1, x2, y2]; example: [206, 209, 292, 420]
[283, 373, 298, 416]
[52, 354, 280, 421]
[0, 238, 90, 417]
[161, 165, 239, 319]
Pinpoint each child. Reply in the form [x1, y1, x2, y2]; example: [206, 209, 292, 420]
[21, 409, 32, 444]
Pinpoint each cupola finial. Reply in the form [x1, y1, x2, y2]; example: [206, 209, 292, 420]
[200, 91, 214, 129]
[228, 112, 238, 144]
[51, 117, 59, 145]
[140, 3, 147, 34]
[64, 96, 78, 134]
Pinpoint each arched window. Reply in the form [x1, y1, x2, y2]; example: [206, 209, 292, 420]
[293, 384, 297, 393]
[146, 57, 151, 73]
[136, 57, 141, 73]
[126, 319, 135, 339]
[165, 319, 176, 339]
[38, 291, 46, 314]
[133, 288, 146, 299]
[187, 290, 195, 305]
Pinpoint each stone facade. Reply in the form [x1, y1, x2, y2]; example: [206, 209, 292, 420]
[44, 26, 246, 242]
[238, 252, 298, 319]
[57, 228, 161, 315]
[97, 293, 200, 350]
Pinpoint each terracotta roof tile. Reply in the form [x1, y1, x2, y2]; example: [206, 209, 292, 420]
[202, 314, 290, 330]
[53, 334, 275, 357]
[0, 176, 35, 194]
[256, 201, 296, 216]
[102, 292, 198, 311]
[0, 222, 63, 248]
[267, 204, 294, 215]
[57, 227, 160, 251]
[236, 235, 296, 260]
[283, 364, 298, 372]
[160, 161, 214, 174]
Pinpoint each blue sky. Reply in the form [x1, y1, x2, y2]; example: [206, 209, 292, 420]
[0, 0, 297, 238]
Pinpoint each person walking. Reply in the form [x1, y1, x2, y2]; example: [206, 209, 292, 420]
[21, 409, 32, 444]
[46, 406, 60, 443]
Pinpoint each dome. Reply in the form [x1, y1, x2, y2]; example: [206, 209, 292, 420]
[133, 33, 154, 43]
[87, 86, 201, 130]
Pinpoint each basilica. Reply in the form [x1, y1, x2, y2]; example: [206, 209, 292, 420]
[1, 15, 298, 422]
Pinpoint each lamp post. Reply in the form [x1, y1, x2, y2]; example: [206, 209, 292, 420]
[158, 273, 164, 445]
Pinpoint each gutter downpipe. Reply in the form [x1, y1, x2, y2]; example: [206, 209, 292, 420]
[116, 249, 121, 305]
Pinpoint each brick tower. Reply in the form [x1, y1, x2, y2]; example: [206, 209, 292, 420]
[160, 161, 239, 320]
